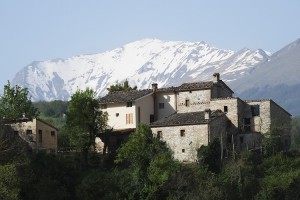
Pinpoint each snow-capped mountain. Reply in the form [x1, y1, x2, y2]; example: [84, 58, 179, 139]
[231, 38, 300, 116]
[12, 39, 269, 101]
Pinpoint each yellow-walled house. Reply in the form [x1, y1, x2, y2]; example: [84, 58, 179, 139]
[9, 118, 58, 153]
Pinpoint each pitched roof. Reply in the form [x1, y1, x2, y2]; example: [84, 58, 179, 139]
[36, 118, 59, 131]
[99, 78, 233, 104]
[156, 80, 233, 93]
[150, 110, 224, 127]
[99, 89, 152, 104]
[177, 81, 214, 91]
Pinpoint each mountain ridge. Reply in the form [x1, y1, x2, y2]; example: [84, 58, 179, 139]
[12, 38, 269, 103]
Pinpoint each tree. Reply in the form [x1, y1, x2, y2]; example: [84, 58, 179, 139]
[107, 79, 137, 94]
[0, 81, 38, 120]
[262, 123, 285, 156]
[115, 124, 178, 199]
[291, 116, 300, 149]
[0, 164, 20, 200]
[65, 88, 107, 162]
[257, 152, 300, 199]
[197, 138, 222, 173]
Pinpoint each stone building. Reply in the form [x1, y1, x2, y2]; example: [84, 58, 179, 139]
[151, 110, 226, 162]
[99, 73, 291, 161]
[8, 118, 58, 153]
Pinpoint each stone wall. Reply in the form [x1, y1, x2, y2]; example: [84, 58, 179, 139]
[209, 114, 227, 150]
[270, 100, 291, 136]
[151, 124, 209, 162]
[151, 114, 227, 162]
[237, 133, 262, 151]
[211, 83, 233, 98]
[9, 119, 57, 152]
[177, 90, 211, 113]
[247, 101, 272, 134]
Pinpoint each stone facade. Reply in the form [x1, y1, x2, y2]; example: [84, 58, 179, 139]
[152, 124, 209, 162]
[9, 118, 58, 153]
[151, 113, 226, 162]
[99, 73, 292, 161]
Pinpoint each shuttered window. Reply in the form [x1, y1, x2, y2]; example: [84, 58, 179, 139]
[126, 113, 133, 124]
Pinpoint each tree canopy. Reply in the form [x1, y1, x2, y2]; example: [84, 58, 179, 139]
[0, 81, 38, 120]
[107, 80, 137, 94]
[115, 124, 178, 199]
[65, 88, 107, 160]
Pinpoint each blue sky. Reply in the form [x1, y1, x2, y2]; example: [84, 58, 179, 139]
[1, 0, 300, 89]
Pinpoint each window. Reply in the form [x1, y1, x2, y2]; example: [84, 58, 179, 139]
[251, 105, 260, 116]
[244, 118, 251, 132]
[51, 131, 56, 136]
[244, 118, 251, 125]
[100, 104, 107, 109]
[150, 114, 154, 123]
[14, 131, 19, 136]
[38, 130, 42, 143]
[185, 99, 190, 107]
[126, 113, 133, 124]
[157, 131, 162, 139]
[127, 102, 132, 107]
[159, 103, 164, 109]
[180, 130, 185, 137]
[26, 130, 32, 135]
[182, 149, 185, 153]
[189, 90, 192, 93]
[224, 106, 228, 113]
[116, 113, 119, 117]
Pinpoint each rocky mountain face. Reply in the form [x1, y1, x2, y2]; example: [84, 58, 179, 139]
[12, 39, 269, 100]
[12, 38, 300, 115]
[231, 38, 300, 116]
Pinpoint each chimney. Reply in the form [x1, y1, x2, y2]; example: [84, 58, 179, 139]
[213, 73, 220, 83]
[204, 109, 211, 120]
[152, 83, 158, 92]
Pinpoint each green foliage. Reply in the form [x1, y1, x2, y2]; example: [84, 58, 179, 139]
[165, 164, 224, 200]
[20, 152, 83, 200]
[291, 116, 300, 149]
[197, 138, 222, 173]
[65, 88, 107, 163]
[107, 79, 137, 94]
[0, 125, 30, 164]
[34, 100, 68, 118]
[0, 164, 20, 200]
[76, 170, 121, 200]
[262, 123, 287, 156]
[257, 152, 300, 199]
[0, 81, 38, 120]
[115, 124, 178, 199]
[262, 135, 282, 156]
[33, 100, 70, 148]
